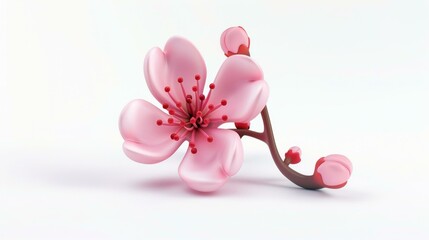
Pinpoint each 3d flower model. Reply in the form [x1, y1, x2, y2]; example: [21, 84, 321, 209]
[119, 26, 352, 192]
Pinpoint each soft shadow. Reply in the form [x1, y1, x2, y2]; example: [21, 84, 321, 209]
[23, 160, 366, 200]
[231, 177, 371, 201]
[132, 177, 242, 197]
[135, 177, 182, 190]
[231, 177, 333, 198]
[131, 175, 333, 198]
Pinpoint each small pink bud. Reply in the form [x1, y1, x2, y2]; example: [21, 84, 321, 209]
[285, 146, 302, 164]
[314, 154, 352, 189]
[220, 26, 250, 57]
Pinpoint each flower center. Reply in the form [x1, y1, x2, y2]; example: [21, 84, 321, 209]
[156, 74, 229, 154]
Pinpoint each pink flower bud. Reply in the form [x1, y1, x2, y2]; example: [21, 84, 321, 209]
[314, 154, 352, 189]
[285, 146, 302, 164]
[220, 26, 250, 57]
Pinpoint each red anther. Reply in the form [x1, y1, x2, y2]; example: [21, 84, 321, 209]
[192, 86, 198, 92]
[186, 97, 192, 103]
[168, 118, 174, 124]
[156, 119, 163, 126]
[199, 94, 205, 101]
[221, 99, 227, 106]
[208, 104, 214, 110]
[168, 109, 175, 115]
[196, 111, 202, 117]
[176, 102, 182, 108]
[195, 74, 201, 80]
[177, 77, 183, 83]
[170, 133, 176, 140]
[191, 147, 198, 154]
[162, 103, 169, 109]
[189, 142, 195, 148]
[222, 115, 228, 121]
[186, 94, 192, 99]
[164, 86, 171, 92]
[189, 117, 196, 124]
[174, 135, 180, 141]
[209, 83, 215, 89]
[207, 136, 213, 142]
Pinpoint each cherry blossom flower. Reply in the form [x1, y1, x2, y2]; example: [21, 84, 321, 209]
[119, 37, 269, 192]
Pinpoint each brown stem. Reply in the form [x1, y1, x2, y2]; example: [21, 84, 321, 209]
[233, 106, 323, 190]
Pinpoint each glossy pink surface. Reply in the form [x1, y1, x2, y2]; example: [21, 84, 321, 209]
[120, 36, 268, 192]
[315, 154, 352, 188]
[179, 128, 243, 192]
[220, 26, 250, 56]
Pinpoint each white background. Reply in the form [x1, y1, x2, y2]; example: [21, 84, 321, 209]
[1, 0, 428, 239]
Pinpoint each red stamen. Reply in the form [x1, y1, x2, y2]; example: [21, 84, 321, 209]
[164, 86, 171, 92]
[193, 86, 199, 113]
[177, 129, 190, 140]
[203, 104, 222, 117]
[168, 109, 187, 119]
[190, 131, 196, 147]
[156, 119, 163, 126]
[198, 128, 213, 143]
[187, 100, 194, 114]
[195, 74, 201, 80]
[191, 147, 197, 154]
[201, 83, 215, 110]
[168, 118, 174, 124]
[222, 115, 228, 121]
[203, 99, 228, 118]
[162, 103, 169, 109]
[177, 77, 189, 109]
[161, 122, 181, 126]
[199, 94, 205, 109]
[171, 126, 187, 141]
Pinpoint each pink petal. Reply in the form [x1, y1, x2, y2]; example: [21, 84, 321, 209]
[119, 99, 184, 164]
[207, 55, 269, 123]
[178, 129, 243, 192]
[324, 154, 353, 173]
[144, 37, 207, 108]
